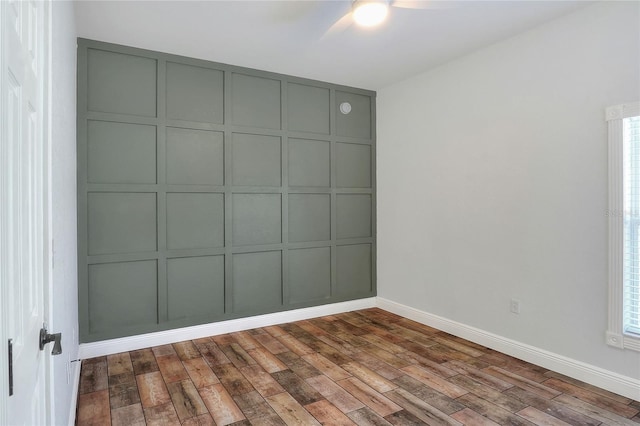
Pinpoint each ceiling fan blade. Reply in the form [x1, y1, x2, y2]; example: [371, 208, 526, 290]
[391, 0, 455, 10]
[320, 11, 355, 41]
[269, 1, 322, 23]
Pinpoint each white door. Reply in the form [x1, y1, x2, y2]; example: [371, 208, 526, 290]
[0, 1, 51, 425]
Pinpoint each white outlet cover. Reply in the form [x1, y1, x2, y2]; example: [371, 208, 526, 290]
[510, 299, 521, 314]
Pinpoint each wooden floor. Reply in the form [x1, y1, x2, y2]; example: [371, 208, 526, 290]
[77, 308, 640, 426]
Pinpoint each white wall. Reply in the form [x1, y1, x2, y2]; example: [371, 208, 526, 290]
[50, 2, 78, 425]
[377, 1, 640, 381]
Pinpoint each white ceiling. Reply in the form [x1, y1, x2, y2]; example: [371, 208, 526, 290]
[74, 0, 589, 90]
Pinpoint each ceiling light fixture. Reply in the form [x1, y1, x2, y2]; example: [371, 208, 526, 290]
[352, 0, 389, 27]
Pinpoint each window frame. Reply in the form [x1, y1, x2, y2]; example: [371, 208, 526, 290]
[607, 101, 640, 351]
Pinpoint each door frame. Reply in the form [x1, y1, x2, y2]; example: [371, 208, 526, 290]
[0, 2, 7, 422]
[0, 0, 54, 423]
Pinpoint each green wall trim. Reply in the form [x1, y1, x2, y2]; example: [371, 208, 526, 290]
[77, 38, 377, 342]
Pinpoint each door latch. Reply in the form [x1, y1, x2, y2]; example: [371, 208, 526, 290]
[8, 339, 13, 396]
[39, 326, 62, 356]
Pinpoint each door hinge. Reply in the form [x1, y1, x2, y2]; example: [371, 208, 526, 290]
[8, 339, 13, 396]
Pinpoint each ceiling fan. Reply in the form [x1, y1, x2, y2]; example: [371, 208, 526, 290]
[324, 0, 445, 37]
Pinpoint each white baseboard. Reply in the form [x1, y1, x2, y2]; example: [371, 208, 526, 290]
[78, 298, 376, 359]
[376, 297, 640, 401]
[67, 359, 81, 426]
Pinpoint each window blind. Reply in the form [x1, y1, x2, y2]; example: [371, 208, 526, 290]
[623, 115, 640, 335]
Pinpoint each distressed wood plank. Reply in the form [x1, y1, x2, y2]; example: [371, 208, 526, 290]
[212, 333, 236, 346]
[173, 341, 201, 361]
[391, 375, 466, 415]
[107, 353, 134, 377]
[504, 386, 602, 426]
[109, 370, 136, 387]
[395, 317, 441, 335]
[296, 320, 330, 337]
[111, 403, 145, 426]
[221, 343, 258, 369]
[264, 325, 287, 337]
[484, 366, 561, 400]
[156, 353, 189, 383]
[336, 377, 402, 417]
[387, 326, 438, 348]
[247, 346, 288, 373]
[396, 351, 458, 379]
[448, 374, 525, 413]
[232, 391, 284, 425]
[434, 332, 490, 352]
[201, 342, 232, 367]
[350, 351, 404, 380]
[516, 406, 573, 426]
[136, 371, 171, 408]
[183, 357, 220, 388]
[151, 344, 176, 357]
[275, 333, 315, 356]
[362, 345, 413, 370]
[210, 362, 255, 396]
[361, 334, 407, 354]
[347, 407, 394, 426]
[501, 363, 551, 383]
[400, 365, 467, 398]
[302, 352, 352, 381]
[109, 374, 140, 409]
[143, 402, 181, 426]
[309, 339, 354, 365]
[544, 371, 632, 404]
[431, 335, 485, 358]
[360, 325, 407, 344]
[254, 332, 289, 354]
[544, 377, 639, 418]
[450, 408, 501, 426]
[422, 344, 473, 363]
[333, 319, 370, 336]
[181, 414, 216, 426]
[231, 331, 260, 350]
[77, 389, 111, 426]
[272, 369, 323, 405]
[239, 364, 286, 397]
[384, 388, 463, 425]
[304, 399, 358, 425]
[199, 383, 246, 425]
[80, 357, 108, 394]
[130, 349, 159, 375]
[276, 351, 322, 379]
[384, 409, 429, 425]
[444, 360, 513, 391]
[265, 392, 322, 425]
[342, 361, 398, 393]
[249, 415, 289, 426]
[306, 374, 365, 413]
[552, 394, 640, 425]
[456, 393, 536, 426]
[317, 333, 360, 356]
[166, 379, 208, 422]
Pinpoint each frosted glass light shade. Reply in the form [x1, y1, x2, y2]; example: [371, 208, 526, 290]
[353, 1, 389, 27]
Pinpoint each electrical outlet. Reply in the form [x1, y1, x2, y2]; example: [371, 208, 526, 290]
[510, 298, 521, 314]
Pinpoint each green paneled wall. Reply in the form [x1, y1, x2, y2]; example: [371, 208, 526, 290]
[77, 39, 376, 342]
